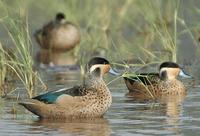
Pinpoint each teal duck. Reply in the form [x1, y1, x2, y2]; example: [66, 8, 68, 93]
[19, 57, 117, 119]
[34, 12, 81, 52]
[124, 62, 191, 97]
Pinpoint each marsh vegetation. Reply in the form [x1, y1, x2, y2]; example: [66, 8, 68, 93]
[0, 0, 199, 97]
[0, 0, 199, 98]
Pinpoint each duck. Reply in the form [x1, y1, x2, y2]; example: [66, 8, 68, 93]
[123, 61, 191, 98]
[19, 57, 118, 119]
[34, 12, 81, 52]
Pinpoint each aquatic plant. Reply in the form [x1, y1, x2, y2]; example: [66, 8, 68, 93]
[1, 5, 45, 98]
[0, 43, 7, 96]
[0, 0, 198, 98]
[122, 72, 156, 99]
[6, 0, 199, 65]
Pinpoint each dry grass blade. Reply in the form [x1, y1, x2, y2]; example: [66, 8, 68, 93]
[1, 9, 45, 98]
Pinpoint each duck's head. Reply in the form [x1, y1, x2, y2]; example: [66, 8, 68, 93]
[87, 57, 118, 78]
[55, 12, 66, 22]
[159, 61, 191, 80]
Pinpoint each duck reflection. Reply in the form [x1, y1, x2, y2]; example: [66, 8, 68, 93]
[53, 72, 80, 85]
[36, 49, 77, 67]
[31, 118, 111, 136]
[124, 93, 185, 135]
[159, 94, 185, 135]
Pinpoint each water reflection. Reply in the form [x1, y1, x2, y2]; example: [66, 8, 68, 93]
[159, 94, 185, 135]
[36, 49, 77, 67]
[0, 71, 198, 135]
[30, 118, 111, 136]
[121, 93, 186, 135]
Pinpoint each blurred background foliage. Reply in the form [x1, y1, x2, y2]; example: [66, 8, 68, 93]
[0, 0, 199, 97]
[0, 0, 199, 64]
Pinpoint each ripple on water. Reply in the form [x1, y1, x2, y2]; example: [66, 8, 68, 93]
[1, 74, 200, 135]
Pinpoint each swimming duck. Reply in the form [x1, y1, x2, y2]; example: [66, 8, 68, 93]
[19, 57, 117, 119]
[34, 12, 81, 52]
[124, 62, 191, 97]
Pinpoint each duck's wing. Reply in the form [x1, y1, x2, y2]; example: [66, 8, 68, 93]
[32, 85, 86, 104]
[19, 85, 88, 118]
[124, 73, 160, 85]
[42, 22, 54, 36]
[34, 21, 55, 49]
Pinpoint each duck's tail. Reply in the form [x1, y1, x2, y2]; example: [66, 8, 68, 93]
[19, 99, 48, 118]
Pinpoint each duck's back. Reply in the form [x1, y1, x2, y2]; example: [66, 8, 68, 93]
[50, 23, 81, 51]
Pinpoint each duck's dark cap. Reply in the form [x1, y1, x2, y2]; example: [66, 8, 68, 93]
[56, 12, 65, 21]
[88, 57, 109, 68]
[159, 61, 179, 70]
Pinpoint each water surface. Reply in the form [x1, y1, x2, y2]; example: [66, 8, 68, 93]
[0, 69, 200, 136]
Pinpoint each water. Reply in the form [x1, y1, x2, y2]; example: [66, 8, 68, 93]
[0, 69, 200, 136]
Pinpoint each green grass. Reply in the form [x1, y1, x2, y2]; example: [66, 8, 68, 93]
[0, 42, 7, 96]
[0, 3, 45, 98]
[0, 42, 16, 97]
[0, 0, 199, 64]
[12, 1, 200, 62]
[122, 72, 158, 99]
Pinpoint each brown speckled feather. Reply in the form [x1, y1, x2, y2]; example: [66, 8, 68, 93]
[125, 75, 186, 98]
[19, 74, 112, 119]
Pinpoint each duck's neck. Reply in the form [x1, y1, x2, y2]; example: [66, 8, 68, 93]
[85, 74, 111, 96]
[88, 75, 112, 111]
[161, 75, 177, 81]
[84, 74, 105, 89]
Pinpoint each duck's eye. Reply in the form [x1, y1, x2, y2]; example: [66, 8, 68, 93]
[160, 70, 167, 80]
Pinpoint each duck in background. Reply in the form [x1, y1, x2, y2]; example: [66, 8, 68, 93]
[34, 12, 81, 66]
[35, 12, 81, 52]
